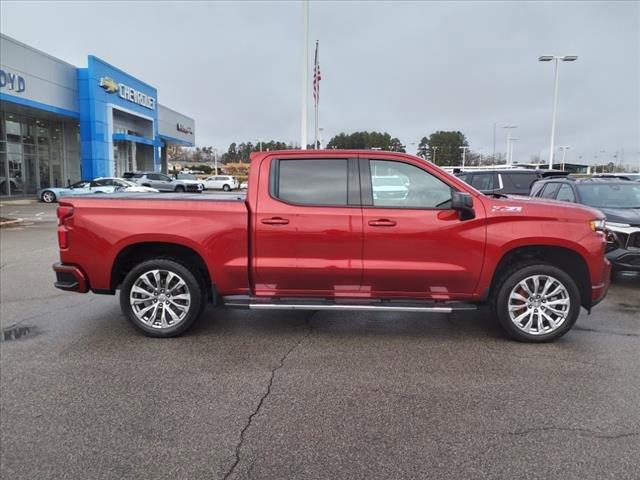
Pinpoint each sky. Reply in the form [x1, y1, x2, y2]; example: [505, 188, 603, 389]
[1, 1, 639, 168]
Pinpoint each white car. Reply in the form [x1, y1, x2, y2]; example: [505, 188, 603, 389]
[240, 181, 248, 190]
[202, 175, 239, 191]
[94, 177, 159, 193]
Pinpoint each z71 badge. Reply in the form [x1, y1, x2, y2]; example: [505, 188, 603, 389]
[492, 206, 523, 213]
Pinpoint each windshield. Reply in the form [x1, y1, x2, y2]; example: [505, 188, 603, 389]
[116, 179, 137, 187]
[577, 183, 640, 208]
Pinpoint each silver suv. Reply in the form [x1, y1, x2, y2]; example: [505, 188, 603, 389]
[129, 172, 203, 193]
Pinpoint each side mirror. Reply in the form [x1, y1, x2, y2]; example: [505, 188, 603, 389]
[451, 191, 475, 220]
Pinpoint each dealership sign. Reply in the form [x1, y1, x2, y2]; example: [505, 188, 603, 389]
[0, 69, 26, 93]
[99, 76, 155, 110]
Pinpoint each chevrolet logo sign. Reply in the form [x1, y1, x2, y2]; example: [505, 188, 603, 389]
[99, 76, 118, 94]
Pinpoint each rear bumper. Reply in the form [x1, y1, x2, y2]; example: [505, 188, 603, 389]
[52, 262, 88, 293]
[591, 258, 611, 307]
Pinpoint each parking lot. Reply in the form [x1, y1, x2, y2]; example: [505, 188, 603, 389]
[1, 201, 639, 479]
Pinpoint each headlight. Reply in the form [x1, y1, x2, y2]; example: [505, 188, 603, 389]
[589, 219, 606, 231]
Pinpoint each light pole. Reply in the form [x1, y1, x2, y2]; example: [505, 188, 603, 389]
[559, 145, 570, 171]
[431, 146, 438, 164]
[502, 125, 517, 166]
[459, 146, 469, 169]
[539, 55, 578, 169]
[509, 138, 519, 165]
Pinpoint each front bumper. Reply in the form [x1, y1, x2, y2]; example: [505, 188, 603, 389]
[606, 248, 640, 272]
[53, 262, 88, 293]
[590, 258, 611, 307]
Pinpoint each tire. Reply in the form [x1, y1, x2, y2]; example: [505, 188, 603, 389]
[175, 185, 186, 193]
[119, 258, 204, 337]
[493, 262, 581, 342]
[41, 190, 57, 203]
[222, 184, 231, 192]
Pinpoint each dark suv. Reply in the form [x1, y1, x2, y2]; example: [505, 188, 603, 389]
[531, 177, 640, 273]
[456, 169, 567, 196]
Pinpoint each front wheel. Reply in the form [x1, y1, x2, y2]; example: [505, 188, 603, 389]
[222, 184, 231, 192]
[119, 258, 204, 337]
[493, 263, 580, 342]
[175, 185, 185, 193]
[41, 190, 57, 203]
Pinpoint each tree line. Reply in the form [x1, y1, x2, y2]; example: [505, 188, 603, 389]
[167, 130, 505, 167]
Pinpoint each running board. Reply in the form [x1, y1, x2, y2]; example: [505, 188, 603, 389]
[221, 296, 477, 313]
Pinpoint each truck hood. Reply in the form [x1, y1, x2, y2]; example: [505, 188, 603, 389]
[598, 207, 640, 226]
[482, 194, 604, 221]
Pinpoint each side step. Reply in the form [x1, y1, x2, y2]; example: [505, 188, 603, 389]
[221, 296, 477, 313]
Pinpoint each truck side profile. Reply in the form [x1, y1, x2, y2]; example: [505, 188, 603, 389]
[53, 150, 610, 341]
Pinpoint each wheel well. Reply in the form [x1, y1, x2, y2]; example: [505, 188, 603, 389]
[111, 242, 214, 301]
[490, 246, 591, 309]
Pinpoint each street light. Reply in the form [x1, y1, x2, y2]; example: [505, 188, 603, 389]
[431, 145, 438, 164]
[539, 54, 578, 169]
[509, 138, 519, 165]
[503, 125, 517, 166]
[459, 145, 469, 169]
[559, 145, 571, 171]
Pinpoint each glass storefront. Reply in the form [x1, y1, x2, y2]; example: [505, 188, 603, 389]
[0, 111, 76, 196]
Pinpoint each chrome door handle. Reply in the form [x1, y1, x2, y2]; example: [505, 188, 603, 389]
[368, 219, 396, 227]
[262, 217, 290, 225]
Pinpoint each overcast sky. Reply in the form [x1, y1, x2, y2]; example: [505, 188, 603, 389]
[1, 1, 638, 167]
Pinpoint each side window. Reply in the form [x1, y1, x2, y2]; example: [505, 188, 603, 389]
[470, 173, 494, 190]
[540, 183, 561, 199]
[274, 159, 348, 206]
[369, 160, 452, 209]
[159, 174, 172, 182]
[215, 176, 225, 181]
[530, 181, 545, 197]
[556, 184, 576, 202]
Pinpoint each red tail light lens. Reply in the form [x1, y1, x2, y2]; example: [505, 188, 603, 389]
[57, 205, 74, 226]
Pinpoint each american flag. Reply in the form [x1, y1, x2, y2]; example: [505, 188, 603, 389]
[313, 40, 321, 105]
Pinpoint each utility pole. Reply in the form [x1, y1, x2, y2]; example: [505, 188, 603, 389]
[503, 125, 517, 166]
[492, 123, 496, 161]
[431, 146, 438, 164]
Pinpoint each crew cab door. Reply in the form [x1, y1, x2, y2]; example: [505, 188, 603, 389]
[360, 157, 485, 299]
[253, 156, 362, 296]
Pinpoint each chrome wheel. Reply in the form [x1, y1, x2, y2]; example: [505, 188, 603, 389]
[42, 191, 56, 203]
[129, 269, 191, 329]
[507, 274, 570, 336]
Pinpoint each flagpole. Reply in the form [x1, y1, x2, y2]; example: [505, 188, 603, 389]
[314, 40, 319, 149]
[300, 0, 309, 150]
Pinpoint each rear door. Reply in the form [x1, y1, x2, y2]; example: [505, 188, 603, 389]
[253, 156, 363, 296]
[360, 157, 486, 298]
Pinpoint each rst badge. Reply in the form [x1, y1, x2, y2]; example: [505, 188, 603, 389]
[492, 205, 523, 213]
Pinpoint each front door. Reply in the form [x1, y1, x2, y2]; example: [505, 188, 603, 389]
[360, 158, 485, 299]
[253, 156, 362, 296]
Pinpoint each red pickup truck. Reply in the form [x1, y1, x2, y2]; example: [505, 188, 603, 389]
[53, 150, 610, 342]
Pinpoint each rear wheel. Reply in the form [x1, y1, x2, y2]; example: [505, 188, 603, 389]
[41, 190, 57, 203]
[119, 258, 203, 337]
[493, 263, 580, 342]
[222, 184, 231, 192]
[175, 185, 185, 193]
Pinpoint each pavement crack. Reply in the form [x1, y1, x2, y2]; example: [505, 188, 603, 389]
[507, 426, 639, 440]
[222, 311, 316, 480]
[573, 326, 639, 338]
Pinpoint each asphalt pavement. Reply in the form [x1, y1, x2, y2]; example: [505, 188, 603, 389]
[1, 201, 639, 479]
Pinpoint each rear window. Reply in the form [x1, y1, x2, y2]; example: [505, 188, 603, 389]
[274, 159, 348, 206]
[506, 172, 538, 190]
[130, 173, 143, 179]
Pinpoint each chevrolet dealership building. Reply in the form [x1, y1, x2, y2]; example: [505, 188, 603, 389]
[0, 34, 196, 196]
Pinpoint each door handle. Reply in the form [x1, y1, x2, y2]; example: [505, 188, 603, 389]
[368, 219, 396, 227]
[262, 217, 290, 225]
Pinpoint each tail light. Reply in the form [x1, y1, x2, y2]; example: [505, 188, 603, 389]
[57, 204, 74, 249]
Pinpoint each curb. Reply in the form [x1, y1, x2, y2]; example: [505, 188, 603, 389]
[0, 218, 24, 227]
[0, 198, 39, 206]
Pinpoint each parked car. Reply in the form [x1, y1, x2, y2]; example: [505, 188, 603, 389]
[240, 181, 248, 190]
[39, 178, 159, 203]
[129, 172, 203, 193]
[175, 173, 206, 191]
[456, 169, 568, 196]
[202, 175, 239, 191]
[371, 175, 409, 201]
[531, 177, 640, 273]
[53, 150, 609, 341]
